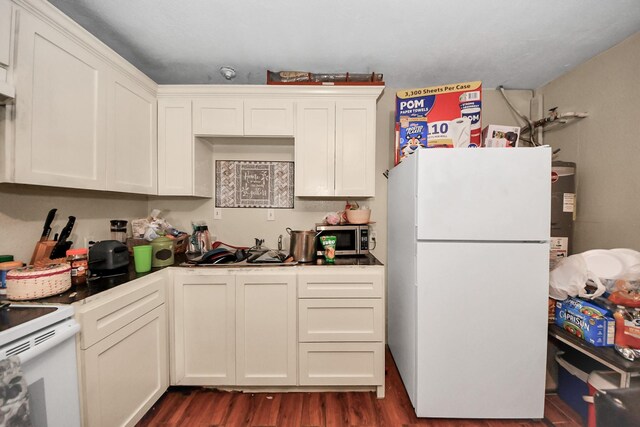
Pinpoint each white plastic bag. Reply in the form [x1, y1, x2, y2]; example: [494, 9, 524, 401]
[549, 254, 606, 300]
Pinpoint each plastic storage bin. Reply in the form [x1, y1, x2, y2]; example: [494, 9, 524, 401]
[555, 350, 608, 423]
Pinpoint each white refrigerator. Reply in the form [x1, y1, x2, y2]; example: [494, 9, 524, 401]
[388, 147, 551, 419]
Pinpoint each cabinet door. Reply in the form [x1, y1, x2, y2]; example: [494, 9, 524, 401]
[244, 99, 294, 136]
[236, 271, 297, 385]
[295, 101, 335, 197]
[158, 98, 193, 195]
[173, 274, 236, 385]
[14, 12, 107, 189]
[106, 70, 157, 194]
[335, 100, 376, 197]
[0, 0, 11, 69]
[82, 305, 168, 427]
[193, 98, 243, 135]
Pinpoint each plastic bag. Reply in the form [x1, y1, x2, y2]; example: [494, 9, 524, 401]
[549, 254, 606, 300]
[132, 209, 182, 241]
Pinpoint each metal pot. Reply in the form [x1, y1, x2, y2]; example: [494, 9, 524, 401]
[286, 228, 320, 263]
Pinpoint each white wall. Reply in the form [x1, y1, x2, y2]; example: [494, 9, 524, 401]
[0, 88, 531, 265]
[537, 32, 640, 253]
[0, 184, 148, 262]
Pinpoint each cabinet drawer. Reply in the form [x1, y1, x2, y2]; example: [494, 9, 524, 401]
[77, 272, 166, 349]
[298, 270, 383, 298]
[299, 342, 384, 386]
[299, 299, 383, 342]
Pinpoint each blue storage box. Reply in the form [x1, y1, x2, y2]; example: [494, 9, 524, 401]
[556, 350, 608, 423]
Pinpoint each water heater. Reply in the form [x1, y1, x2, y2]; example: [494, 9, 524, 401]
[550, 161, 576, 269]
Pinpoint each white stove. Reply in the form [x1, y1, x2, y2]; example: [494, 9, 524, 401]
[0, 304, 81, 427]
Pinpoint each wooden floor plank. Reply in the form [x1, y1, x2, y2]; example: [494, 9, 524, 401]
[274, 392, 304, 427]
[300, 392, 325, 427]
[137, 348, 584, 427]
[247, 393, 281, 427]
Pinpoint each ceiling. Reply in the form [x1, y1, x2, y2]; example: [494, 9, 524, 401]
[48, 0, 640, 89]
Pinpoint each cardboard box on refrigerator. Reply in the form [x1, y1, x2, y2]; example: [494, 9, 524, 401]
[482, 125, 520, 148]
[394, 81, 482, 164]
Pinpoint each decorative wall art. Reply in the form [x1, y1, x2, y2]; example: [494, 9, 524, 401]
[215, 160, 294, 208]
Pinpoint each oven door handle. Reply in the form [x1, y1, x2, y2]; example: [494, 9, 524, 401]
[19, 320, 80, 364]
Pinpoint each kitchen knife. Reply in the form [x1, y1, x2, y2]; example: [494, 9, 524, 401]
[50, 216, 76, 259]
[40, 208, 57, 241]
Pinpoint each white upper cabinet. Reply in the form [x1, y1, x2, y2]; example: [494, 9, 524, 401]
[0, 0, 11, 69]
[158, 98, 193, 196]
[296, 97, 378, 197]
[106, 69, 157, 194]
[193, 98, 243, 136]
[159, 85, 382, 198]
[14, 10, 108, 190]
[192, 97, 294, 137]
[8, 3, 158, 193]
[335, 100, 376, 197]
[295, 101, 336, 197]
[157, 97, 213, 197]
[244, 99, 294, 136]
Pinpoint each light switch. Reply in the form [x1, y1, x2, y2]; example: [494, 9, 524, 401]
[214, 208, 222, 219]
[267, 209, 275, 221]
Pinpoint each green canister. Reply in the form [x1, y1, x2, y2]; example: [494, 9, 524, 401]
[151, 236, 174, 267]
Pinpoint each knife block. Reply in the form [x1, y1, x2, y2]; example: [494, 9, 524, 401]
[29, 240, 57, 265]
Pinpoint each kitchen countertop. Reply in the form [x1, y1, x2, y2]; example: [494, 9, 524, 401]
[4, 253, 383, 305]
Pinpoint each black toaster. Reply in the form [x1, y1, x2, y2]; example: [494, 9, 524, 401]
[89, 240, 130, 274]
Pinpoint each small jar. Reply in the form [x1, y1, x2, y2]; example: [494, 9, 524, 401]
[66, 248, 89, 285]
[0, 260, 23, 296]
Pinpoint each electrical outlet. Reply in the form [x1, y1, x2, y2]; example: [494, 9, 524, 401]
[370, 231, 377, 242]
[267, 209, 275, 221]
[214, 208, 222, 220]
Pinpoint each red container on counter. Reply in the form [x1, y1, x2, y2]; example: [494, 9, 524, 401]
[613, 305, 640, 349]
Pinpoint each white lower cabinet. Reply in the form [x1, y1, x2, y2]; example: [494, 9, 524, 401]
[75, 272, 169, 427]
[171, 270, 297, 386]
[297, 267, 386, 397]
[172, 273, 236, 385]
[235, 271, 297, 385]
[82, 306, 167, 427]
[169, 266, 384, 396]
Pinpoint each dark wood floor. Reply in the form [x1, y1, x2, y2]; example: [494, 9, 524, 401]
[138, 348, 583, 427]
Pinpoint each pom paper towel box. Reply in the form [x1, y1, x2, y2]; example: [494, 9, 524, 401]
[394, 81, 482, 164]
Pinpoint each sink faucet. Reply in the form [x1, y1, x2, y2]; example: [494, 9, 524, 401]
[278, 234, 283, 251]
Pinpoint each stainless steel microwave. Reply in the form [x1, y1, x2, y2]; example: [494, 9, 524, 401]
[315, 224, 370, 256]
